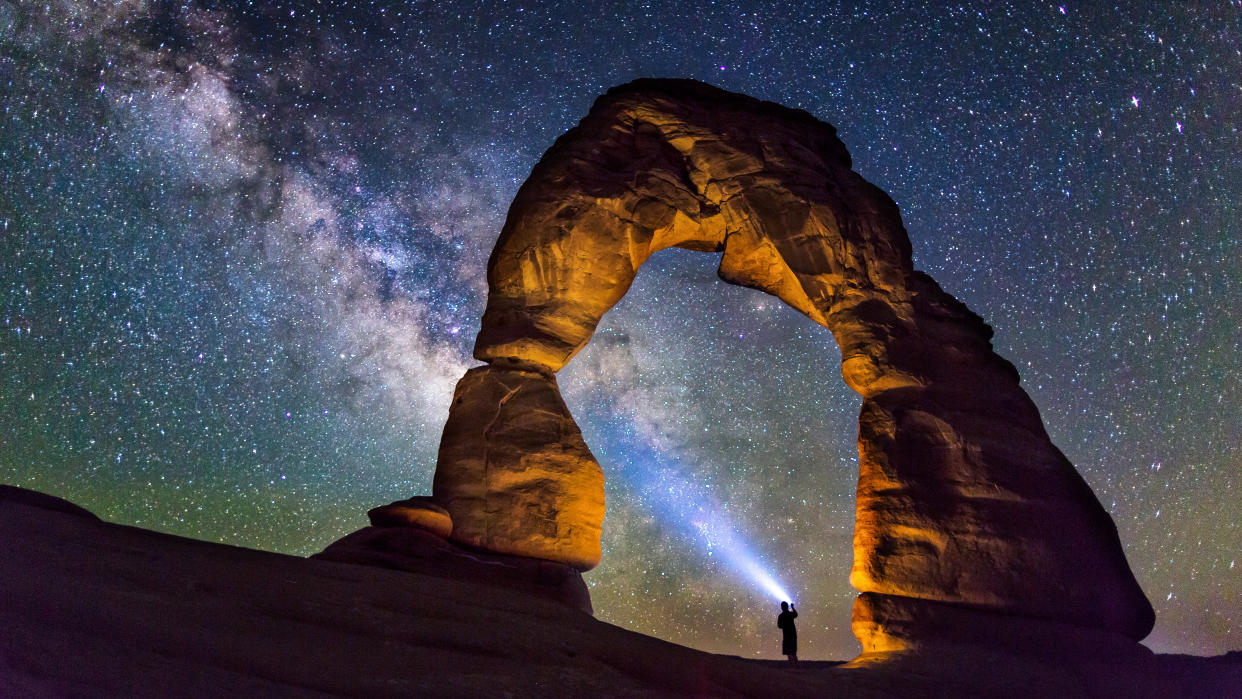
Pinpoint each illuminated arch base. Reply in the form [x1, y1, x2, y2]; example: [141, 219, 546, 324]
[403, 80, 1152, 651]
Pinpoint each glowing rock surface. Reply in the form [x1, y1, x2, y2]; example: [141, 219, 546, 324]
[429, 78, 1154, 644]
[367, 496, 453, 539]
[434, 364, 604, 570]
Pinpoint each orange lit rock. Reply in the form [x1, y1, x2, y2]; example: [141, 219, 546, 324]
[851, 380, 1155, 640]
[440, 79, 1152, 641]
[367, 496, 452, 538]
[432, 364, 604, 571]
[849, 592, 1155, 658]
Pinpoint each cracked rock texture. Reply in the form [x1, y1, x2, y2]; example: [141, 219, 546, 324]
[423, 79, 1152, 645]
[432, 364, 605, 571]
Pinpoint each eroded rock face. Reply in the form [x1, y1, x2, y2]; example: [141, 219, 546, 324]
[424, 79, 1153, 642]
[367, 496, 453, 538]
[432, 364, 605, 571]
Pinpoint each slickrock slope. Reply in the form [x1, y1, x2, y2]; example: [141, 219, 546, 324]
[407, 79, 1154, 650]
[2, 486, 1238, 698]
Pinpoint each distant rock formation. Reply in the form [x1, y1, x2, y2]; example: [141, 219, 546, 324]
[371, 79, 1154, 651]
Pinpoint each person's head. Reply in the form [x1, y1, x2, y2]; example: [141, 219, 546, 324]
[781, 601, 788, 611]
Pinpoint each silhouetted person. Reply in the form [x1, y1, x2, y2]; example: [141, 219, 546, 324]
[777, 601, 798, 665]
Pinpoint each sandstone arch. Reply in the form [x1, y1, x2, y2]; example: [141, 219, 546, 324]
[420, 79, 1154, 649]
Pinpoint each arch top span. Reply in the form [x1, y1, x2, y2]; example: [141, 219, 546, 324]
[474, 78, 925, 396]
[425, 79, 1154, 649]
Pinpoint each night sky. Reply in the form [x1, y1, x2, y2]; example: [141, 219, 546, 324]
[3, 2, 1239, 660]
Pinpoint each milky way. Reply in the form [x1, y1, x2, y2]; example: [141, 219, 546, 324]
[2, 2, 1239, 659]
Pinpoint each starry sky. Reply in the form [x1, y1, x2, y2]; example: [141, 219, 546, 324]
[2, 1, 1239, 660]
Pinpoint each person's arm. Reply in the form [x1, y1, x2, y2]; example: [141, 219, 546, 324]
[791, 607, 797, 619]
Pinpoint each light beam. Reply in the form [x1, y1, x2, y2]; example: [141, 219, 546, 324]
[625, 446, 795, 604]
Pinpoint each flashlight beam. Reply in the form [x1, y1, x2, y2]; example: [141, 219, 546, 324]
[624, 446, 794, 603]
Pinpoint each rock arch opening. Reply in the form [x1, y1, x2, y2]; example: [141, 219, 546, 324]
[417, 79, 1154, 651]
[553, 245, 857, 642]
